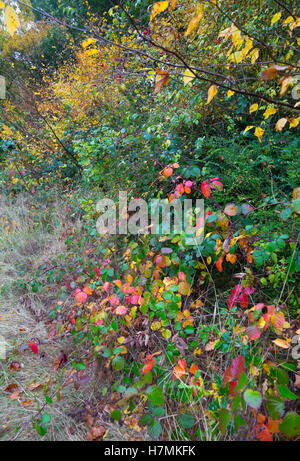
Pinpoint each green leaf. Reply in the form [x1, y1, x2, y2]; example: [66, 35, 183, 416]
[111, 409, 122, 421]
[148, 419, 163, 439]
[151, 406, 165, 417]
[243, 389, 262, 409]
[218, 409, 231, 435]
[112, 356, 125, 371]
[278, 385, 298, 400]
[41, 414, 51, 424]
[140, 414, 152, 426]
[235, 372, 248, 391]
[177, 413, 195, 429]
[279, 412, 300, 438]
[265, 397, 285, 419]
[146, 386, 165, 405]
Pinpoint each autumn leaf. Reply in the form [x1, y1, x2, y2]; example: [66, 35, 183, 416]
[254, 127, 264, 142]
[271, 11, 281, 26]
[155, 68, 170, 93]
[205, 85, 218, 105]
[169, 0, 177, 10]
[263, 106, 277, 120]
[260, 67, 278, 80]
[115, 305, 128, 315]
[276, 118, 287, 131]
[272, 338, 290, 349]
[143, 357, 154, 374]
[173, 359, 186, 380]
[243, 125, 254, 134]
[224, 203, 238, 216]
[280, 76, 293, 97]
[249, 103, 258, 114]
[183, 69, 196, 85]
[227, 90, 235, 98]
[29, 342, 39, 354]
[185, 11, 203, 36]
[4, 6, 19, 37]
[150, 1, 169, 22]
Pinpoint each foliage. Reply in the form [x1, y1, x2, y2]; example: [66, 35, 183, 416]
[0, 0, 299, 442]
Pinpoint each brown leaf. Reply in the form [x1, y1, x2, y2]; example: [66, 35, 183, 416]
[87, 425, 105, 441]
[260, 67, 278, 80]
[154, 68, 170, 94]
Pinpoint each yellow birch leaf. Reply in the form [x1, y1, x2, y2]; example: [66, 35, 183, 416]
[185, 11, 203, 36]
[272, 338, 290, 349]
[249, 103, 258, 114]
[271, 11, 282, 26]
[243, 125, 254, 134]
[205, 85, 217, 105]
[280, 76, 293, 97]
[289, 117, 300, 128]
[183, 68, 196, 85]
[263, 107, 278, 120]
[254, 127, 264, 142]
[150, 1, 169, 22]
[81, 38, 97, 48]
[250, 48, 259, 63]
[275, 118, 287, 131]
[227, 90, 235, 98]
[4, 6, 19, 37]
[154, 68, 170, 93]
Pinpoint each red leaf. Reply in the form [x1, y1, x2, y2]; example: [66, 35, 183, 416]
[143, 358, 154, 374]
[216, 256, 223, 272]
[231, 355, 246, 379]
[201, 180, 211, 197]
[246, 325, 261, 340]
[29, 342, 38, 354]
[239, 293, 249, 308]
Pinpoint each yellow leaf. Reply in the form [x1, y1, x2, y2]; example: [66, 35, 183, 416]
[183, 68, 196, 85]
[0, 2, 5, 8]
[283, 16, 294, 25]
[263, 106, 278, 120]
[184, 11, 203, 36]
[150, 1, 169, 22]
[227, 90, 235, 98]
[250, 48, 260, 63]
[243, 125, 254, 134]
[289, 116, 300, 128]
[254, 127, 264, 142]
[271, 11, 282, 26]
[169, 0, 177, 9]
[151, 321, 162, 331]
[205, 84, 217, 105]
[81, 38, 97, 49]
[272, 338, 290, 349]
[4, 6, 19, 37]
[280, 76, 293, 97]
[154, 68, 170, 93]
[275, 118, 287, 131]
[249, 103, 258, 114]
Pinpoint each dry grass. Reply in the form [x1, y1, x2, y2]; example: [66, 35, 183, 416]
[0, 191, 131, 441]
